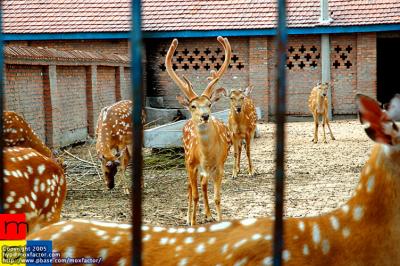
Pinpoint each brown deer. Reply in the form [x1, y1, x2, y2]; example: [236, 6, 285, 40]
[308, 82, 335, 143]
[28, 94, 400, 265]
[3, 147, 67, 234]
[227, 86, 257, 178]
[167, 36, 232, 225]
[3, 111, 64, 167]
[95, 100, 133, 195]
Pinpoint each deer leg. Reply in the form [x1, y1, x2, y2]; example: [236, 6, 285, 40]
[214, 168, 223, 222]
[186, 183, 192, 225]
[325, 116, 336, 140]
[200, 174, 213, 222]
[313, 113, 319, 143]
[121, 153, 130, 195]
[188, 168, 199, 226]
[245, 133, 254, 177]
[322, 114, 327, 143]
[232, 138, 239, 179]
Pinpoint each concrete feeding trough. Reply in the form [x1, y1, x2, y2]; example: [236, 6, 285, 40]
[144, 107, 262, 148]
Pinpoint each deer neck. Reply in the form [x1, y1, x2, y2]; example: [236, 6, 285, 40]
[194, 119, 218, 158]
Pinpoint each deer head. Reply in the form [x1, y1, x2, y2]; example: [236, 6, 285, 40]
[99, 150, 124, 189]
[166, 37, 231, 125]
[228, 86, 254, 114]
[316, 82, 329, 98]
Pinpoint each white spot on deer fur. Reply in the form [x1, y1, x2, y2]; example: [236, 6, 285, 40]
[177, 228, 186, 233]
[4, 169, 11, 176]
[10, 191, 16, 197]
[264, 234, 272, 241]
[61, 224, 74, 233]
[167, 228, 177, 233]
[141, 225, 149, 231]
[252, 233, 262, 241]
[303, 244, 309, 255]
[208, 237, 216, 245]
[232, 238, 248, 250]
[169, 238, 176, 245]
[153, 226, 165, 232]
[31, 192, 37, 201]
[15, 203, 22, 209]
[367, 175, 375, 193]
[37, 164, 46, 175]
[160, 237, 169, 245]
[91, 228, 107, 237]
[210, 221, 231, 231]
[197, 227, 206, 233]
[234, 257, 248, 266]
[184, 237, 194, 244]
[99, 249, 108, 260]
[142, 235, 151, 242]
[312, 224, 321, 244]
[283, 250, 290, 261]
[6, 196, 14, 203]
[196, 243, 206, 253]
[342, 227, 350, 238]
[117, 258, 126, 266]
[330, 216, 340, 231]
[298, 221, 305, 232]
[341, 205, 349, 214]
[64, 247, 74, 258]
[322, 239, 330, 254]
[262, 256, 273, 265]
[353, 206, 364, 221]
[240, 218, 257, 226]
[221, 244, 229, 254]
[4, 203, 9, 209]
[187, 228, 195, 233]
[178, 258, 188, 266]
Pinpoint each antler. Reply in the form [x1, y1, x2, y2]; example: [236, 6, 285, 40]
[203, 36, 232, 98]
[165, 39, 198, 101]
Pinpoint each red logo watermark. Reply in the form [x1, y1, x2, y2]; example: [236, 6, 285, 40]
[0, 214, 28, 240]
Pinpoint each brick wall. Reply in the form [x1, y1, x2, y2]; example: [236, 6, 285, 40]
[95, 66, 117, 119]
[356, 33, 377, 99]
[56, 66, 88, 145]
[5, 64, 46, 140]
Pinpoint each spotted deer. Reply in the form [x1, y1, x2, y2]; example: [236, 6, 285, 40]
[3, 147, 67, 234]
[166, 36, 232, 225]
[308, 82, 335, 143]
[3, 111, 64, 167]
[96, 100, 133, 195]
[226, 86, 257, 178]
[29, 94, 400, 265]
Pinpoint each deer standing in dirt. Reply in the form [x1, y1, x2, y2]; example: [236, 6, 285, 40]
[227, 86, 257, 178]
[308, 82, 335, 143]
[96, 100, 133, 195]
[3, 111, 64, 167]
[29, 94, 400, 266]
[3, 147, 67, 234]
[166, 36, 232, 225]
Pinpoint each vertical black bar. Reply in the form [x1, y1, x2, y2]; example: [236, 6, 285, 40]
[273, 0, 287, 265]
[131, 0, 143, 265]
[0, 1, 4, 214]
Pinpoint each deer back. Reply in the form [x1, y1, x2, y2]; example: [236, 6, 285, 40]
[3, 147, 67, 234]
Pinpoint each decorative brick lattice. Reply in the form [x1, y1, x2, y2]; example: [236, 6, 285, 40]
[286, 45, 321, 70]
[158, 47, 245, 71]
[332, 45, 353, 69]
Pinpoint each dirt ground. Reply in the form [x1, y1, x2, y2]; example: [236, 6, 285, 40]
[61, 119, 372, 227]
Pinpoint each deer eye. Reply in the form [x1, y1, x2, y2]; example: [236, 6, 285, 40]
[208, 103, 212, 108]
[240, 97, 244, 100]
[191, 105, 196, 109]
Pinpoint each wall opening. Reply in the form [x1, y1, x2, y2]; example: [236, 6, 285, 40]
[377, 38, 400, 105]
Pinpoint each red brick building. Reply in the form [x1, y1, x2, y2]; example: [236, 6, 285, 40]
[2, 0, 400, 146]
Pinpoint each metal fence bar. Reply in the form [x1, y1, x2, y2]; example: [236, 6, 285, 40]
[131, 0, 144, 265]
[0, 3, 5, 215]
[273, 0, 288, 265]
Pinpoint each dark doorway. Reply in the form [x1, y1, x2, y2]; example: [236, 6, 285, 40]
[377, 38, 400, 105]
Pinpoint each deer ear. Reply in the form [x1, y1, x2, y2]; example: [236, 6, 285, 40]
[357, 94, 396, 145]
[176, 95, 190, 108]
[211, 87, 228, 103]
[244, 85, 254, 96]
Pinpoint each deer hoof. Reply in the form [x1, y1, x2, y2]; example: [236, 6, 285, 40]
[332, 137, 336, 140]
[123, 188, 130, 195]
[324, 140, 328, 144]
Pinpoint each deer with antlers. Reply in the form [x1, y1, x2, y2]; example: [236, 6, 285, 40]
[29, 94, 400, 265]
[96, 100, 134, 195]
[166, 36, 232, 225]
[3, 111, 64, 167]
[308, 82, 335, 143]
[226, 86, 257, 178]
[3, 147, 67, 234]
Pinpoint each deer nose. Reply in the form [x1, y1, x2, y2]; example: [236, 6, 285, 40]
[236, 107, 242, 113]
[201, 114, 210, 121]
[323, 93, 327, 97]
